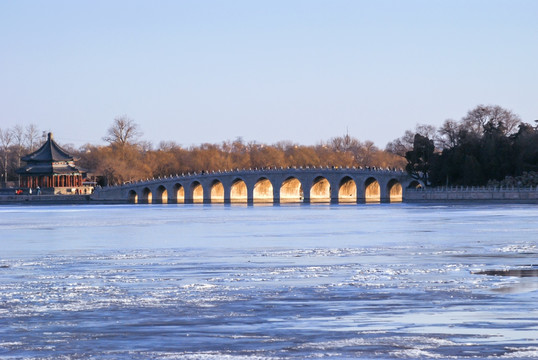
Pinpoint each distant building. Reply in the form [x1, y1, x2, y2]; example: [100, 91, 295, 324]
[16, 132, 86, 194]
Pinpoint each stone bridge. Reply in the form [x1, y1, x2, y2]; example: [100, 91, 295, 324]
[91, 167, 422, 204]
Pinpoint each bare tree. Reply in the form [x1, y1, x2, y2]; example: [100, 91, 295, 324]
[0, 128, 13, 184]
[415, 124, 438, 141]
[25, 124, 40, 152]
[11, 125, 25, 183]
[103, 116, 142, 147]
[385, 130, 414, 157]
[138, 140, 153, 152]
[328, 134, 361, 152]
[158, 140, 181, 151]
[354, 140, 378, 166]
[386, 124, 436, 157]
[437, 119, 461, 149]
[461, 105, 521, 136]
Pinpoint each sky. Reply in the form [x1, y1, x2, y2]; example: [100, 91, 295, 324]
[1, 0, 537, 149]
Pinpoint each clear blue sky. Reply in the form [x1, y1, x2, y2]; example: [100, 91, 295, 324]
[1, 0, 537, 148]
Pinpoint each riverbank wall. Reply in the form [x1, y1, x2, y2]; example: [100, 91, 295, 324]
[0, 194, 93, 205]
[405, 186, 538, 203]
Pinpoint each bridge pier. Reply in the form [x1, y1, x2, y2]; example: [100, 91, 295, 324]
[330, 186, 339, 204]
[184, 181, 195, 204]
[380, 186, 390, 204]
[203, 185, 211, 204]
[302, 183, 311, 204]
[273, 187, 280, 204]
[223, 186, 231, 204]
[247, 185, 254, 205]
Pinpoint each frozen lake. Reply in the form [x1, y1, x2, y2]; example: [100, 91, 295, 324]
[0, 203, 537, 359]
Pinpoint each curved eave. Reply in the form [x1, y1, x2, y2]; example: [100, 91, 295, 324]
[21, 134, 74, 163]
[16, 163, 83, 176]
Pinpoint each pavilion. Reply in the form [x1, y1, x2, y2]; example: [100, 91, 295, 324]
[16, 132, 86, 194]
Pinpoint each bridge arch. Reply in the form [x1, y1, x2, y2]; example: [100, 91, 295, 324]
[280, 176, 303, 203]
[230, 178, 248, 203]
[211, 180, 224, 203]
[155, 185, 168, 204]
[254, 177, 273, 203]
[173, 183, 185, 204]
[141, 187, 152, 204]
[338, 176, 357, 203]
[364, 177, 380, 203]
[310, 176, 330, 203]
[128, 190, 138, 204]
[190, 181, 204, 204]
[407, 180, 423, 189]
[387, 179, 403, 203]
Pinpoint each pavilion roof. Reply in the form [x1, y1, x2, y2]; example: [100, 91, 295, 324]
[21, 132, 74, 163]
[15, 162, 83, 176]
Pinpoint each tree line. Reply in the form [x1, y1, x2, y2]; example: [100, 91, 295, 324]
[0, 117, 404, 186]
[3, 105, 535, 188]
[79, 117, 405, 186]
[391, 105, 538, 187]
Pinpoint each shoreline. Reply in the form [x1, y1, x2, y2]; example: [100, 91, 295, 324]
[0, 194, 125, 205]
[0, 194, 536, 205]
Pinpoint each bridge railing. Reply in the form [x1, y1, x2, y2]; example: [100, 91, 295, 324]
[102, 166, 406, 189]
[407, 186, 538, 192]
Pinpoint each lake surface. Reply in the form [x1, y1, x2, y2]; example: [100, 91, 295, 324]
[0, 203, 537, 359]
